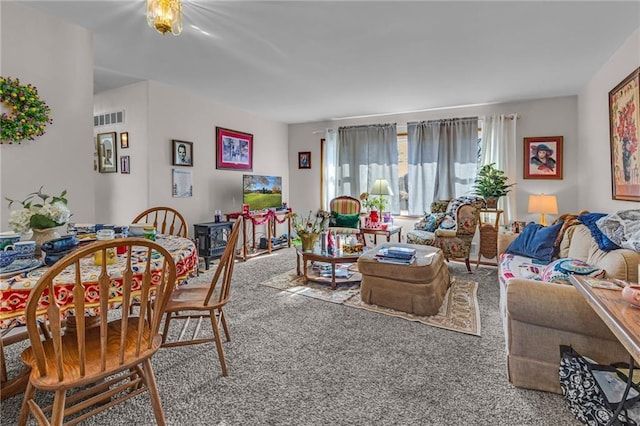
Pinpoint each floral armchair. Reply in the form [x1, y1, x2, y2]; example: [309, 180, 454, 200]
[406, 196, 485, 272]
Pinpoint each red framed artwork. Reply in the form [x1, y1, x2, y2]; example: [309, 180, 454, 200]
[609, 67, 640, 201]
[216, 127, 253, 171]
[523, 136, 563, 179]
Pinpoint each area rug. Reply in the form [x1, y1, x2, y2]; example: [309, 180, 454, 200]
[260, 269, 481, 336]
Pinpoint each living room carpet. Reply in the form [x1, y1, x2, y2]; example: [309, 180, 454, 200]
[260, 269, 481, 336]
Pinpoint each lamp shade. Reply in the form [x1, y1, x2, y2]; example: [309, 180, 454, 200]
[370, 179, 393, 196]
[528, 194, 558, 226]
[527, 194, 558, 214]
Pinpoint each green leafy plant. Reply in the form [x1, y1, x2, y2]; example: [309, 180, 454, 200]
[473, 163, 515, 199]
[6, 186, 71, 234]
[359, 192, 388, 211]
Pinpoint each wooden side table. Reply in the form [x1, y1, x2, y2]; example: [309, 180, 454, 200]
[360, 226, 402, 246]
[476, 209, 503, 268]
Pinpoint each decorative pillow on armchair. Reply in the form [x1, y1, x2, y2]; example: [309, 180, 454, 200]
[330, 211, 360, 229]
[541, 258, 606, 285]
[420, 212, 448, 232]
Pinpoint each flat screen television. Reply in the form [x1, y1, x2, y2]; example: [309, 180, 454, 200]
[243, 175, 283, 211]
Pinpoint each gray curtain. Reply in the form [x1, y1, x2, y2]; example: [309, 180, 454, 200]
[407, 117, 478, 215]
[337, 123, 399, 213]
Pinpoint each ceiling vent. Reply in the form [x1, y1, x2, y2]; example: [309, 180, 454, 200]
[93, 110, 125, 127]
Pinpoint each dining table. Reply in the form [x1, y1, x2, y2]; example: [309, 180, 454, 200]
[0, 234, 198, 399]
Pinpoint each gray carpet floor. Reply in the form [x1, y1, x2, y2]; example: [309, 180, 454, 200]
[1, 248, 579, 425]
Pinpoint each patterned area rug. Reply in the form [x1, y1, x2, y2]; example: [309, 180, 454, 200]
[260, 270, 481, 336]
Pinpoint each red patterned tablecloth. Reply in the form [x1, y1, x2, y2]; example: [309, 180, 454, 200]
[0, 235, 197, 329]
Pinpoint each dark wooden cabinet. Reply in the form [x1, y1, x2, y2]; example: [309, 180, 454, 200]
[194, 221, 234, 270]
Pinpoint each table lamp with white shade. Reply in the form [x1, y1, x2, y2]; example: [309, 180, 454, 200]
[528, 193, 558, 226]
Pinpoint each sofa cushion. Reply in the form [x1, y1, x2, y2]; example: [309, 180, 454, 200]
[498, 253, 544, 285]
[505, 221, 564, 263]
[540, 258, 606, 285]
[596, 209, 640, 252]
[577, 212, 620, 251]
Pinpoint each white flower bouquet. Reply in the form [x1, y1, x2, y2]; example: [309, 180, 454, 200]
[6, 186, 71, 234]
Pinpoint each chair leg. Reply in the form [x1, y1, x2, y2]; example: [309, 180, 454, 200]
[18, 381, 35, 426]
[218, 308, 231, 342]
[50, 389, 67, 425]
[209, 311, 228, 376]
[142, 359, 167, 426]
[161, 312, 172, 344]
[464, 258, 472, 273]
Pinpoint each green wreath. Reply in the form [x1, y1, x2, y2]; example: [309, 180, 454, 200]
[0, 76, 52, 144]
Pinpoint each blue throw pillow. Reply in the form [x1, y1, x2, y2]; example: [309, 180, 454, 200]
[578, 213, 620, 251]
[505, 221, 564, 263]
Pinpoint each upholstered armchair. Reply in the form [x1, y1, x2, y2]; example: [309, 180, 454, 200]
[406, 196, 485, 272]
[328, 196, 363, 238]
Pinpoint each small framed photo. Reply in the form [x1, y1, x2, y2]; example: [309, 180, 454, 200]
[523, 136, 563, 179]
[120, 132, 129, 149]
[298, 151, 311, 169]
[120, 156, 130, 174]
[97, 132, 117, 173]
[216, 127, 253, 171]
[172, 140, 193, 167]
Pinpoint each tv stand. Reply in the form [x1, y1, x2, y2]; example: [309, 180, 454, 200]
[225, 209, 292, 260]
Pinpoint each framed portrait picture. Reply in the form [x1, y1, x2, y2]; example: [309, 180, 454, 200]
[120, 156, 130, 174]
[97, 132, 117, 173]
[523, 136, 563, 179]
[216, 127, 253, 171]
[298, 151, 311, 169]
[120, 132, 129, 149]
[172, 140, 193, 167]
[609, 67, 640, 201]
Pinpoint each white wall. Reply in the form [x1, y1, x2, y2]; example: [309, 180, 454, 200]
[578, 28, 640, 211]
[289, 96, 578, 225]
[0, 2, 95, 232]
[94, 81, 289, 233]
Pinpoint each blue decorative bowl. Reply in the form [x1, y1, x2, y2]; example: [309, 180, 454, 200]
[0, 249, 17, 268]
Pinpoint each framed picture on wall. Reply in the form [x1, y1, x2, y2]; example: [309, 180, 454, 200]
[609, 67, 640, 201]
[216, 127, 253, 171]
[120, 156, 130, 174]
[97, 132, 117, 173]
[523, 136, 563, 179]
[172, 140, 193, 167]
[120, 132, 129, 149]
[298, 151, 311, 169]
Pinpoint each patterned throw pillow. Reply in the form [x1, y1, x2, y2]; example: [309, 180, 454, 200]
[438, 213, 456, 230]
[422, 212, 447, 232]
[541, 258, 605, 285]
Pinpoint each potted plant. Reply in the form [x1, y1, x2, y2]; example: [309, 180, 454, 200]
[473, 163, 515, 208]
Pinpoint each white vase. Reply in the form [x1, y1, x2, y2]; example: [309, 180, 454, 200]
[31, 228, 61, 256]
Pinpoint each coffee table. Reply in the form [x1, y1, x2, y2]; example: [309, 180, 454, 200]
[295, 246, 362, 289]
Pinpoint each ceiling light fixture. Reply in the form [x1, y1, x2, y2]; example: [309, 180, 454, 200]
[147, 0, 183, 36]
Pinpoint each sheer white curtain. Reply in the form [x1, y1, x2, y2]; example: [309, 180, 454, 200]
[337, 124, 399, 212]
[407, 117, 478, 215]
[480, 115, 517, 224]
[323, 128, 338, 210]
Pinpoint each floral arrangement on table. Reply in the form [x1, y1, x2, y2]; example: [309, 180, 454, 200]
[291, 209, 331, 237]
[359, 192, 388, 212]
[6, 187, 71, 234]
[0, 76, 53, 144]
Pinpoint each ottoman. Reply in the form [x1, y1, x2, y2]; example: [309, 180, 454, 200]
[357, 243, 450, 316]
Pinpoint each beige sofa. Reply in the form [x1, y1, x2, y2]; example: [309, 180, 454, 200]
[498, 223, 640, 394]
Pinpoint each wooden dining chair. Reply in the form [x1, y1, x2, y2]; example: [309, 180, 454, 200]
[161, 218, 242, 377]
[132, 206, 188, 237]
[18, 238, 176, 426]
